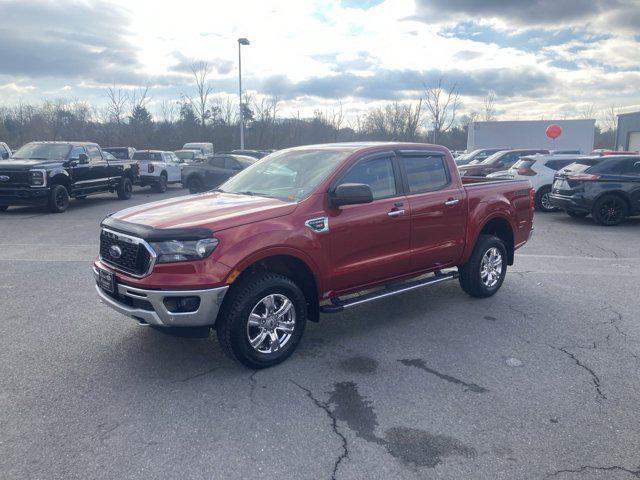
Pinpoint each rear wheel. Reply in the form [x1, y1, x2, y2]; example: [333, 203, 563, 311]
[117, 176, 133, 200]
[459, 234, 507, 298]
[188, 177, 204, 194]
[592, 195, 628, 226]
[535, 186, 555, 212]
[216, 272, 307, 369]
[153, 173, 168, 193]
[47, 184, 70, 213]
[566, 210, 588, 218]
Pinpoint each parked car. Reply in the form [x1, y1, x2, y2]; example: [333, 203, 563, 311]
[458, 149, 550, 177]
[104, 147, 136, 160]
[174, 149, 205, 163]
[0, 141, 137, 213]
[550, 155, 640, 225]
[0, 142, 11, 160]
[228, 149, 270, 159]
[487, 154, 587, 212]
[182, 142, 214, 157]
[93, 142, 534, 368]
[181, 154, 256, 193]
[454, 148, 503, 166]
[132, 150, 183, 193]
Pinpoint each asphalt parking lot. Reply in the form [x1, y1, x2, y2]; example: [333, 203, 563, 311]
[1, 188, 639, 480]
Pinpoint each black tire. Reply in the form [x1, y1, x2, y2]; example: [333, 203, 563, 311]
[459, 234, 508, 298]
[566, 210, 588, 218]
[216, 272, 307, 369]
[535, 186, 555, 212]
[0, 205, 8, 212]
[592, 195, 628, 226]
[153, 173, 168, 193]
[188, 176, 204, 194]
[117, 176, 133, 200]
[47, 184, 70, 213]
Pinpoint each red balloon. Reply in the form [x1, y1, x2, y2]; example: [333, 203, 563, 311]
[546, 124, 562, 139]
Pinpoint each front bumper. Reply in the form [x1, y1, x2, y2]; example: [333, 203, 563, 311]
[93, 267, 228, 327]
[0, 186, 49, 206]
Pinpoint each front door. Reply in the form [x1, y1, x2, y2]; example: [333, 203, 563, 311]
[328, 154, 411, 294]
[397, 153, 467, 271]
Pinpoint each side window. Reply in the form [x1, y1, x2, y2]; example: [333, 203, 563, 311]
[547, 159, 576, 171]
[225, 158, 240, 170]
[340, 157, 396, 200]
[86, 146, 101, 161]
[618, 159, 640, 175]
[501, 153, 519, 168]
[69, 146, 85, 159]
[402, 155, 449, 193]
[209, 157, 225, 168]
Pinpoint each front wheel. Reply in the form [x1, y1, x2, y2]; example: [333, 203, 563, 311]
[592, 195, 628, 226]
[48, 184, 70, 213]
[117, 176, 133, 200]
[216, 272, 307, 369]
[187, 177, 204, 194]
[458, 234, 507, 298]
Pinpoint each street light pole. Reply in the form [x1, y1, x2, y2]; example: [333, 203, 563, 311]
[238, 38, 250, 150]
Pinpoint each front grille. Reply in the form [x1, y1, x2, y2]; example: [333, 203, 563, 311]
[100, 229, 153, 276]
[0, 170, 30, 187]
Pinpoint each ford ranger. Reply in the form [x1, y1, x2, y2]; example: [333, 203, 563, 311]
[93, 142, 534, 368]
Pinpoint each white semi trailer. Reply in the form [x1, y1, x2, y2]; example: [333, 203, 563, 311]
[467, 119, 595, 154]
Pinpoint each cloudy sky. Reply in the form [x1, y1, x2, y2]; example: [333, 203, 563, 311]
[1, 0, 639, 123]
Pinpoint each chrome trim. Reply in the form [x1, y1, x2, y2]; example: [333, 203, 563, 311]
[444, 198, 460, 206]
[99, 228, 157, 278]
[94, 267, 228, 327]
[305, 216, 329, 233]
[387, 209, 405, 217]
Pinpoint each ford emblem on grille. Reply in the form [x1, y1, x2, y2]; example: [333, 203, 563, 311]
[109, 245, 123, 259]
[0, 175, 9, 182]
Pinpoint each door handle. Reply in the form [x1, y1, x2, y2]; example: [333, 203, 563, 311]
[444, 198, 460, 206]
[388, 209, 405, 217]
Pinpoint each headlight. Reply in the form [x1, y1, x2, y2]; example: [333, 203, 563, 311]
[150, 238, 219, 263]
[29, 170, 46, 187]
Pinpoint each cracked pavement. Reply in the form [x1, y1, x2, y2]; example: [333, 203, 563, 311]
[1, 189, 639, 479]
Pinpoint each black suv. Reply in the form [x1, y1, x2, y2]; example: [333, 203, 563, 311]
[0, 141, 139, 213]
[550, 155, 640, 225]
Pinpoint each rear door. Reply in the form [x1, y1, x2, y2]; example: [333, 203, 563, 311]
[224, 157, 244, 180]
[397, 151, 467, 271]
[204, 157, 229, 188]
[328, 152, 411, 293]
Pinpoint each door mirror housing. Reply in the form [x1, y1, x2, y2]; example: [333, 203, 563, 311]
[78, 153, 89, 164]
[329, 183, 373, 208]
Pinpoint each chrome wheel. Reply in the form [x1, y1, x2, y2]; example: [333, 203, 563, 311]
[541, 193, 553, 211]
[247, 294, 296, 354]
[480, 247, 503, 288]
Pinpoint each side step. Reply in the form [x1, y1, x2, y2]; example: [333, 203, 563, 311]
[320, 271, 458, 314]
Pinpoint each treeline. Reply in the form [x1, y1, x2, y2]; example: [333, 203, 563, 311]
[0, 95, 616, 153]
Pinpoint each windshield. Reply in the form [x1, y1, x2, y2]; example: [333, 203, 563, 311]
[12, 143, 71, 161]
[559, 159, 602, 174]
[218, 149, 350, 202]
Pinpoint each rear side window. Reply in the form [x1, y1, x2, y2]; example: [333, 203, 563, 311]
[561, 159, 602, 173]
[596, 158, 640, 175]
[86, 145, 102, 161]
[225, 158, 240, 170]
[620, 159, 640, 175]
[341, 157, 397, 200]
[209, 157, 225, 168]
[545, 159, 578, 171]
[133, 151, 162, 161]
[401, 155, 449, 192]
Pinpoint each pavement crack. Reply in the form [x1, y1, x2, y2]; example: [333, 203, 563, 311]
[546, 465, 640, 478]
[549, 345, 606, 400]
[508, 305, 531, 321]
[399, 359, 488, 393]
[604, 304, 627, 338]
[173, 367, 220, 383]
[249, 370, 258, 403]
[291, 381, 349, 480]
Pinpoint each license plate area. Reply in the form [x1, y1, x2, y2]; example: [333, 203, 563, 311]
[97, 267, 116, 294]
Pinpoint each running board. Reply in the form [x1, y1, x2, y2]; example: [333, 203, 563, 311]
[320, 271, 458, 314]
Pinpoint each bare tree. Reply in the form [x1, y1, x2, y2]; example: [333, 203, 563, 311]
[482, 91, 496, 122]
[580, 103, 598, 120]
[423, 77, 460, 143]
[129, 85, 150, 113]
[104, 83, 128, 125]
[185, 62, 213, 129]
[159, 100, 178, 123]
[603, 104, 620, 132]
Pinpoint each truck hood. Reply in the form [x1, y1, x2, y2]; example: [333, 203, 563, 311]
[0, 159, 65, 170]
[111, 192, 298, 232]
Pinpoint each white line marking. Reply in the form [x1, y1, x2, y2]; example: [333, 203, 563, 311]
[0, 243, 95, 247]
[519, 254, 639, 261]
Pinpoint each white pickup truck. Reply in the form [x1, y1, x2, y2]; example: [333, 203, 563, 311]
[132, 150, 183, 193]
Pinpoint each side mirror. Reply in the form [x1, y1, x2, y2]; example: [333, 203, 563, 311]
[78, 153, 89, 164]
[329, 183, 373, 208]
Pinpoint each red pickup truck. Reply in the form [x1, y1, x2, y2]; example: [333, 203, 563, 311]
[94, 142, 534, 368]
